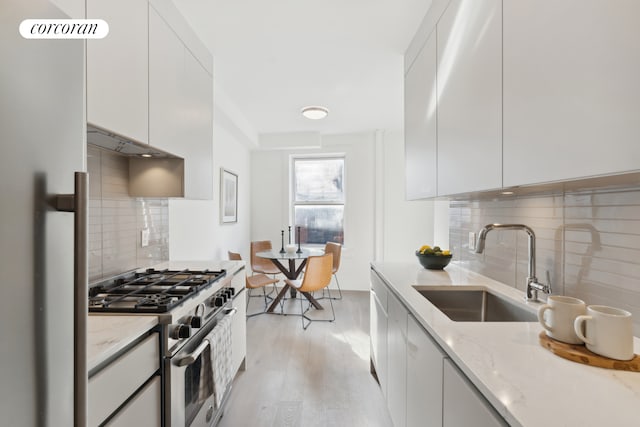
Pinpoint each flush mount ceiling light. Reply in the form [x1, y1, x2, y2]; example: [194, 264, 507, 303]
[301, 105, 329, 120]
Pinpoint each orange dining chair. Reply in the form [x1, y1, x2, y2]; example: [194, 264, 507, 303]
[250, 240, 282, 277]
[284, 253, 334, 330]
[228, 251, 281, 317]
[323, 242, 343, 300]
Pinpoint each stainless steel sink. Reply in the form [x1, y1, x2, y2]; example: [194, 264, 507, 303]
[414, 287, 537, 322]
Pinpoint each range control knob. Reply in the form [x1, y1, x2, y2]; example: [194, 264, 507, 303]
[170, 324, 191, 339]
[210, 295, 225, 307]
[224, 288, 234, 298]
[187, 316, 202, 328]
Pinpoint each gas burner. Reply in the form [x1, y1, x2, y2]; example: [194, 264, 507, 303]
[89, 296, 106, 307]
[136, 294, 179, 310]
[88, 268, 226, 313]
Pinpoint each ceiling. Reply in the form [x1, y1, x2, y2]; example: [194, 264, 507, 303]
[173, 0, 433, 140]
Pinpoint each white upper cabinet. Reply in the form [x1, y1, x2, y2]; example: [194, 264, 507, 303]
[182, 50, 214, 200]
[149, 6, 213, 199]
[149, 6, 184, 153]
[405, 31, 438, 199]
[436, 0, 503, 196]
[87, 0, 148, 143]
[503, 0, 640, 187]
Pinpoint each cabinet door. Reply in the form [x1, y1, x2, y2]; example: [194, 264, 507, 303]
[149, 5, 185, 157]
[503, 0, 640, 186]
[231, 289, 247, 374]
[149, 6, 214, 200]
[88, 333, 159, 426]
[387, 291, 408, 427]
[407, 315, 444, 427]
[443, 359, 507, 427]
[436, 0, 502, 195]
[182, 51, 214, 200]
[87, 0, 148, 143]
[405, 30, 437, 199]
[370, 284, 388, 397]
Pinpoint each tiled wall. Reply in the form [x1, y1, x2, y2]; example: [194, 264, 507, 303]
[449, 187, 640, 335]
[88, 146, 169, 282]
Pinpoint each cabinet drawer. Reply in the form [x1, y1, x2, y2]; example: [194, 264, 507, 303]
[89, 333, 159, 426]
[370, 270, 388, 312]
[106, 376, 161, 427]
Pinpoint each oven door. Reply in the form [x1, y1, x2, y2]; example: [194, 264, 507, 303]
[168, 327, 216, 427]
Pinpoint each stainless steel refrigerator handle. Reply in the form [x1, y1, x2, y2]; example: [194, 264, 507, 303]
[56, 172, 88, 427]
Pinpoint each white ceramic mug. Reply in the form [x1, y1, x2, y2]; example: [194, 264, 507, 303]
[573, 305, 634, 361]
[537, 296, 586, 344]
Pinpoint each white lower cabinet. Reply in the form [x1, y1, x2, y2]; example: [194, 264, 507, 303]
[106, 376, 161, 427]
[370, 270, 389, 397]
[443, 359, 507, 427]
[370, 269, 508, 427]
[407, 314, 444, 427]
[88, 332, 160, 426]
[231, 289, 247, 374]
[387, 292, 408, 427]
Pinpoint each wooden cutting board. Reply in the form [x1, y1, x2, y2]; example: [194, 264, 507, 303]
[539, 331, 640, 372]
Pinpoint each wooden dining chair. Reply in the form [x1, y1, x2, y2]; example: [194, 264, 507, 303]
[250, 240, 282, 276]
[284, 253, 335, 330]
[323, 242, 343, 300]
[228, 251, 281, 317]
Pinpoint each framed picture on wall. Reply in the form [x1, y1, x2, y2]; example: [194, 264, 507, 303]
[221, 168, 238, 223]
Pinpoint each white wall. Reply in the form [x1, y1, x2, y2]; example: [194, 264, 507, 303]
[169, 84, 253, 261]
[381, 130, 443, 261]
[251, 132, 376, 291]
[250, 130, 442, 291]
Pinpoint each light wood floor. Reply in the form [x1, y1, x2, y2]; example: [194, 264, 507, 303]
[218, 289, 393, 427]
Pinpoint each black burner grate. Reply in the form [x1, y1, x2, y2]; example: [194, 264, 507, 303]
[88, 268, 226, 313]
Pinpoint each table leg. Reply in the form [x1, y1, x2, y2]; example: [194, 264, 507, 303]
[288, 259, 297, 298]
[267, 284, 290, 313]
[301, 292, 323, 310]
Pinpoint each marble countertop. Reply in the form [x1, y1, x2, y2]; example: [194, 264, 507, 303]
[371, 261, 640, 427]
[88, 315, 158, 374]
[87, 259, 245, 373]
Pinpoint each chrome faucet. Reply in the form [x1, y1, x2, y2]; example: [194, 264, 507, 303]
[475, 224, 551, 302]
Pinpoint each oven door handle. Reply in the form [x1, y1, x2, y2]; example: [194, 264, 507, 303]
[175, 339, 210, 367]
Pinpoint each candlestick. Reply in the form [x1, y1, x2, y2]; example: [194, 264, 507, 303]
[288, 226, 292, 244]
[296, 226, 302, 253]
[279, 230, 285, 253]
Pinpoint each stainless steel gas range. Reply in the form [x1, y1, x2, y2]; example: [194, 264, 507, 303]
[89, 266, 244, 427]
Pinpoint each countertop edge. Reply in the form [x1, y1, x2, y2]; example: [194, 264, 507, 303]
[370, 261, 640, 427]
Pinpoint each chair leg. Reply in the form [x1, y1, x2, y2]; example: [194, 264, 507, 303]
[332, 274, 343, 300]
[300, 288, 336, 330]
[321, 274, 343, 300]
[247, 286, 277, 318]
[247, 287, 264, 318]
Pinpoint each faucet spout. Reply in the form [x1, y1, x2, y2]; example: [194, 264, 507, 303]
[475, 223, 549, 302]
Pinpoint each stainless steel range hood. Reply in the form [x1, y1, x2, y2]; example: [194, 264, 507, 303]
[87, 124, 178, 158]
[87, 124, 185, 197]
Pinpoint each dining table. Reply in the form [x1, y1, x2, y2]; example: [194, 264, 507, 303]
[256, 248, 324, 313]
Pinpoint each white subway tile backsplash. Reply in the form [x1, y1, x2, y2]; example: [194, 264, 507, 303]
[88, 147, 168, 283]
[450, 187, 640, 335]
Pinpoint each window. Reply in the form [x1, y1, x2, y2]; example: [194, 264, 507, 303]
[292, 156, 345, 245]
